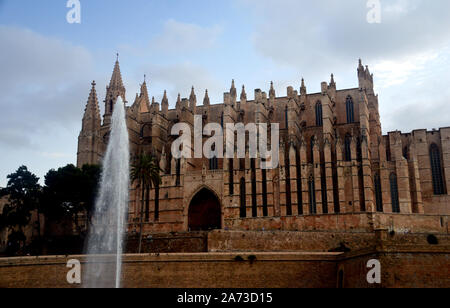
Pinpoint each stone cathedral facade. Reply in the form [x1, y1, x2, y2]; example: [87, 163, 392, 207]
[77, 59, 450, 235]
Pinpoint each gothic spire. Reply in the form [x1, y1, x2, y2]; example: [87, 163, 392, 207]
[176, 93, 181, 109]
[330, 73, 336, 88]
[140, 77, 150, 103]
[162, 90, 168, 105]
[161, 90, 169, 115]
[83, 81, 101, 120]
[109, 56, 125, 90]
[240, 85, 247, 101]
[269, 81, 276, 98]
[190, 86, 196, 102]
[300, 77, 307, 95]
[203, 89, 210, 106]
[230, 79, 237, 98]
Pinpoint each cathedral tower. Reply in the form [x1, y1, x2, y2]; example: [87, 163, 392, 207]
[77, 81, 102, 167]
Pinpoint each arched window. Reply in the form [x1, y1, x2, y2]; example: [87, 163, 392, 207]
[240, 177, 246, 218]
[109, 99, 113, 114]
[390, 173, 400, 213]
[430, 144, 445, 195]
[315, 102, 323, 127]
[344, 134, 352, 162]
[308, 175, 317, 214]
[374, 173, 383, 212]
[346, 96, 354, 124]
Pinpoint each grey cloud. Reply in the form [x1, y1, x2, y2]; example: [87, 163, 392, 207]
[239, 0, 450, 74]
[152, 19, 223, 54]
[0, 26, 99, 148]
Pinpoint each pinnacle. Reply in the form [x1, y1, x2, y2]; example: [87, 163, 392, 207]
[84, 81, 101, 119]
[109, 56, 125, 90]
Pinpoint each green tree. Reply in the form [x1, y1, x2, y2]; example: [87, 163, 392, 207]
[0, 166, 41, 254]
[42, 164, 101, 235]
[130, 154, 161, 253]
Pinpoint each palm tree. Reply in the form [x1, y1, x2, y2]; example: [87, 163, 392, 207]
[130, 153, 162, 253]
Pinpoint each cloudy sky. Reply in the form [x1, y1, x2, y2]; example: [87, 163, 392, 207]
[1, 0, 450, 186]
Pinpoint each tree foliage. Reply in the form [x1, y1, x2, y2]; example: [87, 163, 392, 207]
[0, 166, 41, 229]
[0, 166, 41, 253]
[42, 164, 101, 231]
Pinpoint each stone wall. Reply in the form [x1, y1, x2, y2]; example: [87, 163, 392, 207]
[224, 213, 449, 234]
[208, 230, 376, 252]
[0, 253, 340, 288]
[0, 246, 448, 288]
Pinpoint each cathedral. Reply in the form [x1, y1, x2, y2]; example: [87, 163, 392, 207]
[77, 58, 450, 235]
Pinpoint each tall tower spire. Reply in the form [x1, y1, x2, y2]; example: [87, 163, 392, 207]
[83, 81, 101, 124]
[77, 81, 102, 167]
[104, 55, 126, 124]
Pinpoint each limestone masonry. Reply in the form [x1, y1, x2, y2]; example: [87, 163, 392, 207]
[77, 58, 450, 235]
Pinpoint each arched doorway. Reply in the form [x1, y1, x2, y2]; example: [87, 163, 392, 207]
[188, 188, 221, 231]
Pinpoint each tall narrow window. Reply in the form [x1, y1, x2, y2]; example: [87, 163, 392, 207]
[251, 158, 258, 217]
[229, 158, 234, 195]
[344, 134, 352, 162]
[285, 106, 289, 129]
[220, 113, 224, 128]
[321, 164, 328, 214]
[296, 151, 303, 215]
[390, 173, 400, 213]
[109, 99, 113, 114]
[285, 154, 292, 216]
[430, 144, 445, 195]
[332, 161, 340, 213]
[374, 173, 383, 212]
[357, 137, 362, 162]
[315, 101, 323, 127]
[308, 175, 317, 214]
[386, 139, 392, 162]
[262, 167, 268, 217]
[209, 156, 218, 170]
[358, 166, 366, 212]
[176, 159, 181, 186]
[346, 96, 354, 124]
[240, 177, 246, 218]
[154, 184, 160, 221]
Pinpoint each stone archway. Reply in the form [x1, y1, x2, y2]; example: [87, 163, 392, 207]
[188, 188, 221, 231]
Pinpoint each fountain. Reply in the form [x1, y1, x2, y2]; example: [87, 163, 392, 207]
[84, 97, 130, 288]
